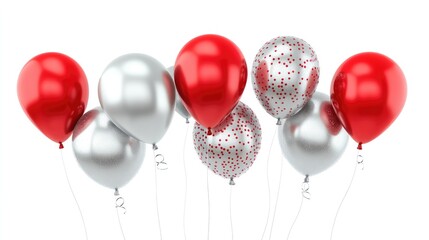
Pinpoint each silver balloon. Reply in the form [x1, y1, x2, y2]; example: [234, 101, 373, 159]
[99, 53, 175, 144]
[252, 36, 320, 122]
[193, 102, 262, 183]
[167, 66, 191, 122]
[72, 108, 145, 190]
[278, 92, 348, 176]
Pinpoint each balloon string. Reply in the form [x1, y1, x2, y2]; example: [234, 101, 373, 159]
[230, 185, 234, 240]
[286, 195, 304, 240]
[260, 127, 278, 240]
[286, 177, 310, 240]
[183, 123, 190, 240]
[206, 167, 211, 240]
[115, 194, 127, 240]
[153, 147, 163, 240]
[60, 148, 88, 240]
[205, 135, 212, 240]
[268, 153, 283, 240]
[329, 149, 363, 240]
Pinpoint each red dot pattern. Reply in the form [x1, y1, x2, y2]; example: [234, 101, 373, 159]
[193, 102, 262, 180]
[251, 36, 320, 119]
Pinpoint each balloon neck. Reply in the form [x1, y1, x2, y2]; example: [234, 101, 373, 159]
[207, 128, 212, 135]
[59, 142, 64, 149]
[357, 142, 362, 150]
[229, 177, 235, 186]
[276, 118, 282, 125]
[114, 188, 119, 196]
[304, 175, 310, 183]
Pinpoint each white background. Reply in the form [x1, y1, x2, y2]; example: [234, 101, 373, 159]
[1, 0, 428, 240]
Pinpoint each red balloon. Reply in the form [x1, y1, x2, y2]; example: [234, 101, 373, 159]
[330, 52, 407, 147]
[17, 52, 89, 147]
[174, 34, 247, 134]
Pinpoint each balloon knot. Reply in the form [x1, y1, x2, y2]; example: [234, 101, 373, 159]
[207, 128, 212, 135]
[59, 142, 64, 149]
[276, 118, 282, 125]
[304, 175, 309, 183]
[186, 118, 190, 124]
[229, 177, 236, 186]
[152, 144, 158, 151]
[357, 142, 362, 150]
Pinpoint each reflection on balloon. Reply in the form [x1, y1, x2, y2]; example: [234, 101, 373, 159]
[99, 53, 175, 144]
[167, 66, 191, 122]
[278, 92, 348, 177]
[72, 108, 145, 190]
[193, 102, 262, 184]
[252, 36, 319, 123]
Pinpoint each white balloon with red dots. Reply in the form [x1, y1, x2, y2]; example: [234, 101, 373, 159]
[193, 102, 262, 182]
[252, 36, 320, 121]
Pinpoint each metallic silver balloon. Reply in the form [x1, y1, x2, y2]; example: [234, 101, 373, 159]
[72, 108, 145, 190]
[252, 36, 320, 122]
[193, 102, 262, 183]
[278, 92, 348, 176]
[98, 53, 175, 144]
[167, 66, 191, 122]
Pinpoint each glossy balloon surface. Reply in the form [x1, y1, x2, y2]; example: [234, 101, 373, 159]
[17, 52, 88, 144]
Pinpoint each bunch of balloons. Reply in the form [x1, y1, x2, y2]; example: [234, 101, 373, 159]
[17, 34, 407, 190]
[250, 36, 348, 179]
[173, 35, 263, 184]
[251, 36, 407, 181]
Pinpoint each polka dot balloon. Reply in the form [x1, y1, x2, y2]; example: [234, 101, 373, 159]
[251, 36, 320, 123]
[193, 102, 262, 184]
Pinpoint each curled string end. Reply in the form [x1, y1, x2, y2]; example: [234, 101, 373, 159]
[207, 128, 212, 136]
[357, 142, 362, 150]
[59, 142, 64, 149]
[115, 194, 127, 240]
[115, 195, 126, 215]
[152, 143, 168, 170]
[357, 148, 364, 170]
[154, 152, 168, 170]
[302, 175, 311, 200]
